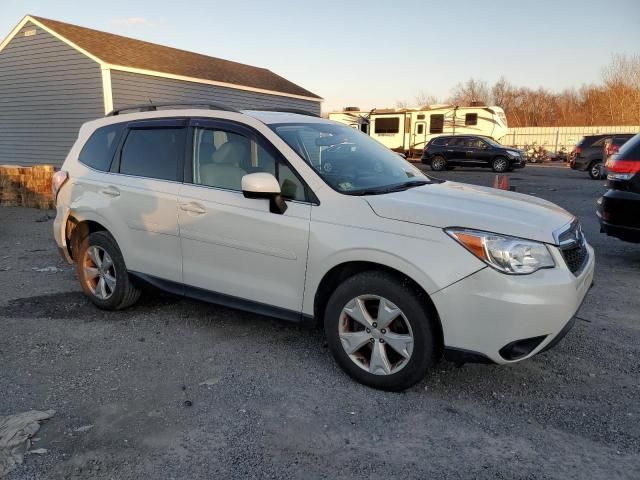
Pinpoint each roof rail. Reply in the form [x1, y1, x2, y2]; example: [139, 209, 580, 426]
[106, 102, 240, 116]
[248, 108, 321, 118]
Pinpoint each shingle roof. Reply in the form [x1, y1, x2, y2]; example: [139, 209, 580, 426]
[30, 16, 321, 100]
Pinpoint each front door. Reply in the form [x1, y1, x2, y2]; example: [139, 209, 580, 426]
[178, 119, 312, 314]
[464, 137, 492, 166]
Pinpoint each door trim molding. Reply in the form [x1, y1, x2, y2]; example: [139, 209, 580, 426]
[129, 271, 305, 323]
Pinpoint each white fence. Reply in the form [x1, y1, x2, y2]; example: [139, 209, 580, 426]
[500, 126, 640, 152]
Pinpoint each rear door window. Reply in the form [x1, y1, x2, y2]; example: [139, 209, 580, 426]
[119, 127, 186, 181]
[79, 123, 125, 171]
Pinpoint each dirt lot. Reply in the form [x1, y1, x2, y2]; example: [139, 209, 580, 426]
[1, 164, 639, 479]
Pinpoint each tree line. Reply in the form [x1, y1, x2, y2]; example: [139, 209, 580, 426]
[402, 55, 640, 127]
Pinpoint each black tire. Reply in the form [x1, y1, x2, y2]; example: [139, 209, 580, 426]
[491, 156, 509, 173]
[76, 231, 141, 310]
[430, 156, 446, 171]
[588, 162, 602, 180]
[324, 271, 438, 391]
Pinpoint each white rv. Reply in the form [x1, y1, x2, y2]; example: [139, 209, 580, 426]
[329, 105, 509, 156]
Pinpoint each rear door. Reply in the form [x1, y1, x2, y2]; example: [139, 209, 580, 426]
[105, 118, 186, 282]
[177, 118, 312, 314]
[445, 137, 467, 163]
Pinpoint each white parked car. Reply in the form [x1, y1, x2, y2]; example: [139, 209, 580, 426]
[52, 105, 595, 391]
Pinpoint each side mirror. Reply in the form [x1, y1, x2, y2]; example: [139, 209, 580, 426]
[241, 172, 287, 214]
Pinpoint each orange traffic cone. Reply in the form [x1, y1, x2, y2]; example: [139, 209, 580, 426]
[500, 176, 509, 190]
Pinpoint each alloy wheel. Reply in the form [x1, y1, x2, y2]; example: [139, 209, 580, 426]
[338, 295, 414, 375]
[495, 158, 508, 171]
[83, 245, 116, 300]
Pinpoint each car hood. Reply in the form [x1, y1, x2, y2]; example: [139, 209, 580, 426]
[365, 181, 573, 244]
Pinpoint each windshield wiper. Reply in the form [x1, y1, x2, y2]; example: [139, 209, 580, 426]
[345, 180, 430, 196]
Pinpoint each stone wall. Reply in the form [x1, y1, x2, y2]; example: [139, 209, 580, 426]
[0, 165, 55, 209]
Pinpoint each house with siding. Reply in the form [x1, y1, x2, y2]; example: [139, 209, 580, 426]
[0, 15, 322, 167]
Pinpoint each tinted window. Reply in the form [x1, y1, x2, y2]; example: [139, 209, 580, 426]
[192, 127, 307, 201]
[431, 137, 449, 146]
[592, 137, 610, 147]
[465, 137, 486, 148]
[78, 124, 125, 171]
[430, 114, 444, 134]
[465, 113, 478, 126]
[120, 128, 185, 181]
[374, 117, 400, 134]
[616, 134, 640, 159]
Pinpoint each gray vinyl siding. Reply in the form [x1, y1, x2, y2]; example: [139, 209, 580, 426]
[111, 70, 321, 116]
[0, 21, 104, 166]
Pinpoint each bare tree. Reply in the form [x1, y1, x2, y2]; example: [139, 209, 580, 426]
[449, 78, 491, 105]
[414, 90, 438, 108]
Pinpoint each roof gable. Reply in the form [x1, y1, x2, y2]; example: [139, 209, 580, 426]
[6, 15, 321, 101]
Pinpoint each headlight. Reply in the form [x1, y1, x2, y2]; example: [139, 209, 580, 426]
[506, 151, 519, 158]
[445, 228, 555, 274]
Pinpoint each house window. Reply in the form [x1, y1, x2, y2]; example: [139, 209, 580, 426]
[374, 117, 400, 134]
[465, 113, 478, 126]
[430, 114, 444, 134]
[417, 124, 424, 135]
[417, 114, 425, 120]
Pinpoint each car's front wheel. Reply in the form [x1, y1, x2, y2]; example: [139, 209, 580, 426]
[324, 271, 438, 391]
[492, 156, 509, 173]
[430, 156, 446, 171]
[76, 231, 141, 310]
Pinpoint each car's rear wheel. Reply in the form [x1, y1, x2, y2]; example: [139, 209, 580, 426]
[76, 231, 141, 310]
[430, 156, 446, 171]
[492, 156, 509, 173]
[589, 162, 603, 180]
[324, 271, 438, 391]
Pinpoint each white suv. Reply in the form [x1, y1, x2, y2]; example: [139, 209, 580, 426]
[52, 105, 595, 391]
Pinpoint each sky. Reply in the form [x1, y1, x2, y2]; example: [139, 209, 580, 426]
[1, 0, 639, 112]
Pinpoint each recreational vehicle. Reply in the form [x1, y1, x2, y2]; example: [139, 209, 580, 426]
[329, 105, 509, 156]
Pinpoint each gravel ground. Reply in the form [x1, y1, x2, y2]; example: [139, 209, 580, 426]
[1, 164, 638, 479]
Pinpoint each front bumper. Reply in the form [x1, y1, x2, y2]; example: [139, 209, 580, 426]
[431, 243, 595, 364]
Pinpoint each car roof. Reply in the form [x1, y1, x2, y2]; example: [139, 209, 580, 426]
[78, 108, 333, 136]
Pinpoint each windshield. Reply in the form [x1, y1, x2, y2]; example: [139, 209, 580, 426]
[483, 137, 503, 148]
[270, 122, 428, 195]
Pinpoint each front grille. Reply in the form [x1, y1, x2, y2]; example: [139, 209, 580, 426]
[561, 242, 588, 275]
[556, 220, 589, 275]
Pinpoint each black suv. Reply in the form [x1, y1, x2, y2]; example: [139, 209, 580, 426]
[421, 135, 526, 173]
[597, 133, 640, 243]
[570, 134, 635, 180]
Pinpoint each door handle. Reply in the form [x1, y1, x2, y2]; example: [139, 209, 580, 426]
[179, 202, 206, 214]
[100, 186, 120, 197]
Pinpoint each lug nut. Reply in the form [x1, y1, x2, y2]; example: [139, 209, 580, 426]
[370, 338, 375, 343]
[372, 322, 377, 328]
[381, 329, 386, 334]
[366, 328, 371, 333]
[379, 339, 385, 344]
